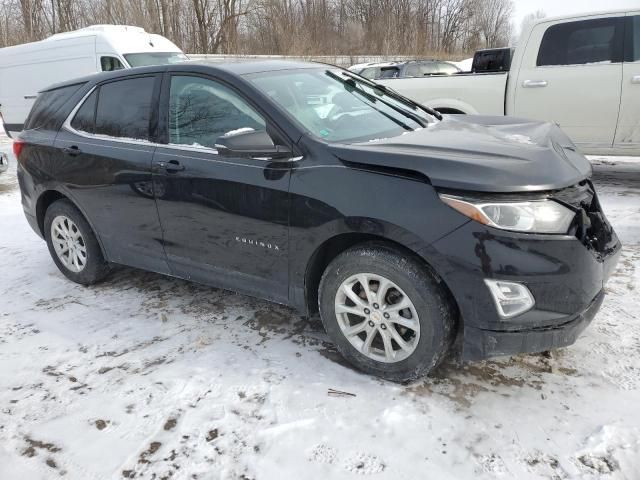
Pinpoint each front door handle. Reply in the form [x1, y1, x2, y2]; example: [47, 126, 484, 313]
[632, 75, 640, 85]
[156, 159, 185, 173]
[522, 80, 548, 88]
[63, 146, 82, 157]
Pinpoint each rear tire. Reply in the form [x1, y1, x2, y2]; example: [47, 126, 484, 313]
[44, 199, 111, 285]
[318, 243, 455, 382]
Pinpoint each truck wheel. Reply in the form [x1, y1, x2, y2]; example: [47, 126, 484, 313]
[44, 199, 111, 285]
[318, 243, 455, 382]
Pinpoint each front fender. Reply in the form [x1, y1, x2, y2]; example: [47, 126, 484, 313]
[287, 163, 469, 312]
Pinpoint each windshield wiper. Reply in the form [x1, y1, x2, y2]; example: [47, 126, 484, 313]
[340, 70, 443, 121]
[325, 70, 416, 131]
[326, 70, 428, 130]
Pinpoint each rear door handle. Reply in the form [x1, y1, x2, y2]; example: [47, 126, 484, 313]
[63, 146, 82, 157]
[156, 159, 185, 173]
[522, 80, 548, 88]
[632, 75, 640, 84]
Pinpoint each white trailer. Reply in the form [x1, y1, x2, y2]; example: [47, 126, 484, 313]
[0, 25, 186, 137]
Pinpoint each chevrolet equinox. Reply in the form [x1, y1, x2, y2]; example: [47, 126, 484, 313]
[16, 61, 621, 381]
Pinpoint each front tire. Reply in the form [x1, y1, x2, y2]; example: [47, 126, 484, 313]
[44, 199, 110, 285]
[318, 243, 455, 382]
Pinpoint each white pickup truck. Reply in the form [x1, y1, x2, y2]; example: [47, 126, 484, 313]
[378, 9, 640, 156]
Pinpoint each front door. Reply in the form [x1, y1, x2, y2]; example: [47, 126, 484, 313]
[615, 13, 640, 151]
[152, 74, 292, 303]
[513, 16, 625, 150]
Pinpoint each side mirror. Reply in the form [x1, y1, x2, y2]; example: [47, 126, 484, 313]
[215, 130, 292, 160]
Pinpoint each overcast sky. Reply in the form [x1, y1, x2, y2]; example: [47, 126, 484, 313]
[513, 0, 638, 33]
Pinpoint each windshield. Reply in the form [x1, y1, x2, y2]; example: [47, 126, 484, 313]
[124, 52, 188, 67]
[247, 68, 436, 143]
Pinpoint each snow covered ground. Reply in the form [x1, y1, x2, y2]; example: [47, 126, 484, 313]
[0, 133, 639, 479]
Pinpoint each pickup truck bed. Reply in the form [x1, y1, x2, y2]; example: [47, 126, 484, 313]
[379, 72, 508, 116]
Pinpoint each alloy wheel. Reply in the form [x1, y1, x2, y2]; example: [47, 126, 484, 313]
[334, 273, 420, 363]
[50, 215, 87, 273]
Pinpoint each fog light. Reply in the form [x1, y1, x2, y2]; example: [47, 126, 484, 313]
[484, 279, 535, 319]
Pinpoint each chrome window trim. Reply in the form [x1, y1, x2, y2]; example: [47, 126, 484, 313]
[62, 84, 303, 163]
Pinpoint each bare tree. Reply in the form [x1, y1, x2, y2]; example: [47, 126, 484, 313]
[0, 0, 516, 57]
[474, 0, 513, 48]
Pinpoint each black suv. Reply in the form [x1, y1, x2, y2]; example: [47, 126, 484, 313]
[16, 61, 620, 381]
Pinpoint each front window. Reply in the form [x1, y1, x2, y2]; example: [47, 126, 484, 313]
[169, 76, 266, 149]
[101, 56, 124, 72]
[247, 68, 435, 143]
[124, 52, 188, 67]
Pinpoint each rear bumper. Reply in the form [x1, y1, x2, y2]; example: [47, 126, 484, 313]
[24, 210, 42, 238]
[462, 289, 605, 360]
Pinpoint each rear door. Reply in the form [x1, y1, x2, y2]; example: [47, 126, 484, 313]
[152, 73, 292, 303]
[513, 16, 625, 150]
[54, 74, 169, 274]
[615, 13, 640, 150]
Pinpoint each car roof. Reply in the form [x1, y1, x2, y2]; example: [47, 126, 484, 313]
[351, 61, 403, 69]
[40, 60, 327, 93]
[352, 59, 448, 70]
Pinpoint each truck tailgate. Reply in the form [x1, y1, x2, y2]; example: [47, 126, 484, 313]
[378, 72, 508, 116]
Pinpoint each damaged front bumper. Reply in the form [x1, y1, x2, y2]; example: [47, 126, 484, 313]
[463, 289, 605, 360]
[429, 180, 621, 361]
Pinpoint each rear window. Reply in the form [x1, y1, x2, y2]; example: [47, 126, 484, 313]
[93, 77, 156, 140]
[473, 49, 512, 72]
[24, 83, 85, 131]
[537, 18, 623, 66]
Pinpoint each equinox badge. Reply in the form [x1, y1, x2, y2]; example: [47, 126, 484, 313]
[235, 236, 280, 251]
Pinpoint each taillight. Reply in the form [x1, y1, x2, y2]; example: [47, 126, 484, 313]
[12, 139, 24, 159]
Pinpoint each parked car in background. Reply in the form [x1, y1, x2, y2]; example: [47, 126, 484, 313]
[376, 9, 640, 156]
[349, 60, 461, 79]
[0, 152, 8, 174]
[15, 61, 620, 380]
[452, 57, 473, 72]
[0, 24, 187, 137]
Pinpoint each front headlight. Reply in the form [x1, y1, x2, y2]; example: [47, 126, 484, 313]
[439, 193, 575, 234]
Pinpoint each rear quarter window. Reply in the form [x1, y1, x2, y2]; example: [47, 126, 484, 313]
[24, 83, 85, 131]
[70, 89, 98, 134]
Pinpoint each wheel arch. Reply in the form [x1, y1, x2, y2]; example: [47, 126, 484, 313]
[36, 189, 108, 259]
[434, 107, 467, 115]
[423, 98, 475, 115]
[36, 190, 67, 236]
[303, 233, 460, 328]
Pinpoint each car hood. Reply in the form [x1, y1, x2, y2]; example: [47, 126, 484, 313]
[328, 115, 592, 193]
